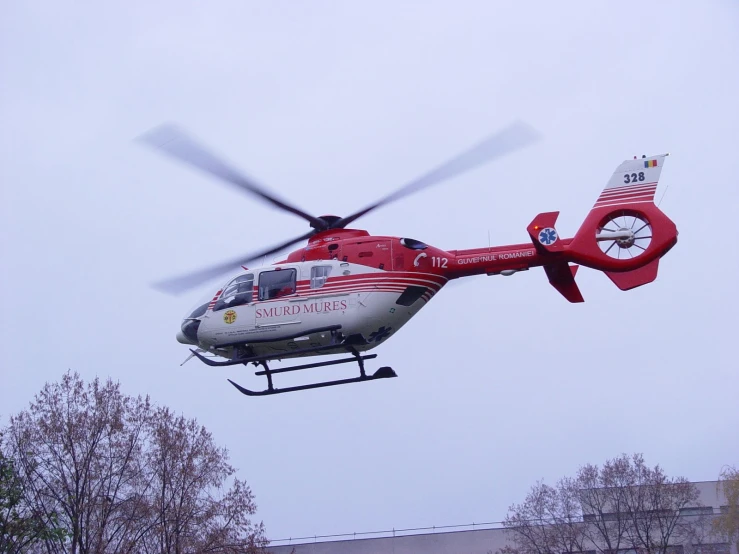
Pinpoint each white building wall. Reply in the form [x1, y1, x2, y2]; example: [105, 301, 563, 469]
[267, 481, 733, 554]
[268, 527, 510, 554]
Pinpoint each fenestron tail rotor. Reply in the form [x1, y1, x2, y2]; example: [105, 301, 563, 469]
[595, 211, 653, 259]
[140, 120, 540, 294]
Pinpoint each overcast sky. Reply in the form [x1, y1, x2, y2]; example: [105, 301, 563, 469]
[1, 0, 738, 544]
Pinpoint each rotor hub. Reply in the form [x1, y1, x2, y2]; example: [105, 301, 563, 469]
[312, 215, 343, 230]
[615, 227, 636, 248]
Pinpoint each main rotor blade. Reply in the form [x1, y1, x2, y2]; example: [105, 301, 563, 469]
[138, 124, 325, 229]
[332, 120, 540, 229]
[152, 230, 316, 295]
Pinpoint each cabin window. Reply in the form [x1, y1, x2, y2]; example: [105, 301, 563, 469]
[258, 269, 297, 300]
[213, 274, 254, 312]
[400, 238, 428, 250]
[311, 265, 332, 289]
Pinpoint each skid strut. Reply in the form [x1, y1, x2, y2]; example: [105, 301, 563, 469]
[189, 325, 396, 396]
[227, 349, 397, 397]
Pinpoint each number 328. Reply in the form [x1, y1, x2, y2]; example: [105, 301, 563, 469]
[623, 172, 645, 184]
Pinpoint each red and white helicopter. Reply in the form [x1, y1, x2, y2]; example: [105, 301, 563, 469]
[140, 122, 678, 396]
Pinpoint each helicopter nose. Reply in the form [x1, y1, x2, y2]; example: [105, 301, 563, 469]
[178, 319, 201, 345]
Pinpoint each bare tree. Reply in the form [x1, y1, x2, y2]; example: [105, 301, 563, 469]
[502, 454, 705, 554]
[6, 372, 151, 554]
[3, 371, 267, 554]
[502, 477, 588, 554]
[140, 406, 266, 554]
[1, 431, 67, 553]
[618, 454, 701, 554]
[576, 454, 635, 554]
[713, 466, 739, 554]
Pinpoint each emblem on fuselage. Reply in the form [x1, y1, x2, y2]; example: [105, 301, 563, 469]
[223, 310, 237, 324]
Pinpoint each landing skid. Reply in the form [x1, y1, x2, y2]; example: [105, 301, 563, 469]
[188, 326, 397, 396]
[228, 352, 397, 396]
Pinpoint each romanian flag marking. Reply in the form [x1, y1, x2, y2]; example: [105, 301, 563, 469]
[644, 159, 658, 168]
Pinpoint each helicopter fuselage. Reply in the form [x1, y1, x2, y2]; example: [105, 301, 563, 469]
[177, 229, 559, 362]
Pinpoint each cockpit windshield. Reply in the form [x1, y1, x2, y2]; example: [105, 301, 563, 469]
[213, 274, 254, 312]
[182, 288, 215, 321]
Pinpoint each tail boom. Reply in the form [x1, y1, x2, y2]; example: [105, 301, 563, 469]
[526, 153, 677, 296]
[444, 153, 678, 301]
